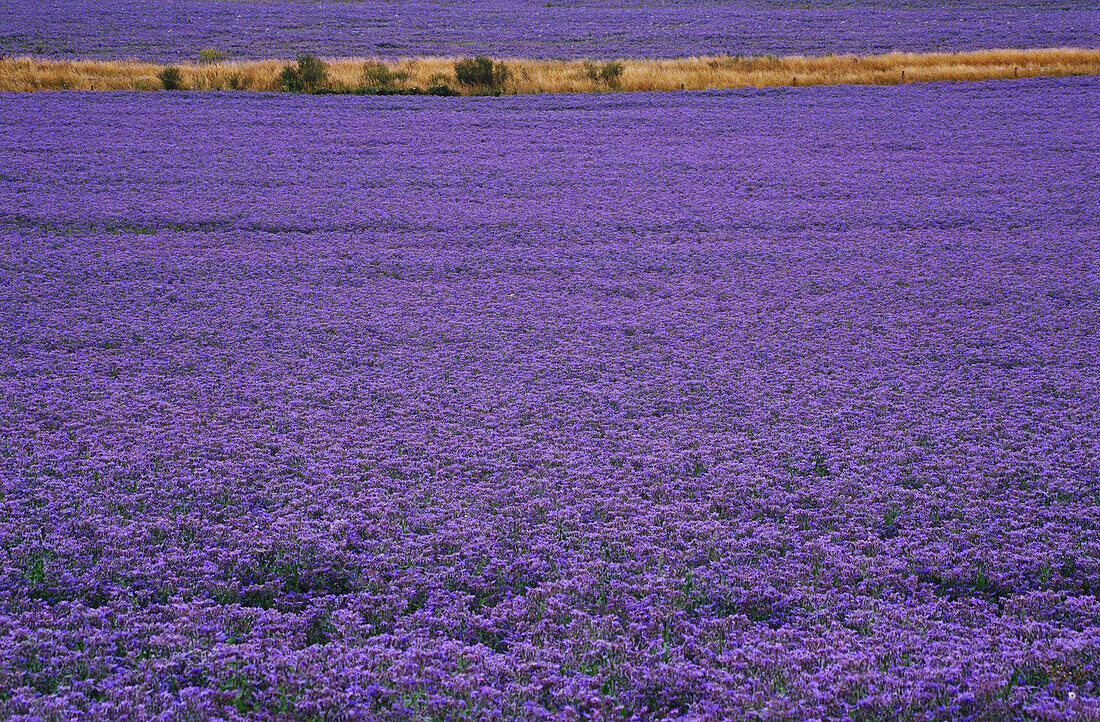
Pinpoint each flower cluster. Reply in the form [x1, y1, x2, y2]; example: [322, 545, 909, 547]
[2, 0, 1097, 61]
[0, 77, 1098, 719]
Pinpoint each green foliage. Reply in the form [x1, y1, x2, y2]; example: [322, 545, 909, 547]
[198, 48, 228, 64]
[426, 83, 460, 96]
[25, 547, 56, 584]
[584, 60, 625, 87]
[424, 72, 458, 96]
[454, 56, 510, 91]
[361, 61, 410, 89]
[278, 53, 328, 93]
[278, 65, 300, 93]
[158, 66, 183, 90]
[276, 65, 298, 92]
[296, 54, 328, 90]
[362, 61, 392, 87]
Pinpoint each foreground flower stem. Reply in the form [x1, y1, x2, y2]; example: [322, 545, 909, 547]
[2, 47, 1098, 93]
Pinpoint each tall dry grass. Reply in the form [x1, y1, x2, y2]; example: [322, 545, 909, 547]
[1, 48, 1098, 93]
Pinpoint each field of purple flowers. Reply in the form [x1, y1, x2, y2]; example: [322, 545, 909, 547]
[3, 0, 1099, 61]
[2, 78, 1100, 719]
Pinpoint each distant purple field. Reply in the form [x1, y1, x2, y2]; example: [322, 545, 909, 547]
[3, 0, 1099, 60]
[2, 78, 1100, 719]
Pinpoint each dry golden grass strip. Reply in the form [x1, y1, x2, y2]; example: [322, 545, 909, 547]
[1, 48, 1098, 93]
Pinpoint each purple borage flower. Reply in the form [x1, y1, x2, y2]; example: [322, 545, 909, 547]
[0, 77, 1098, 719]
[0, 0, 1097, 61]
